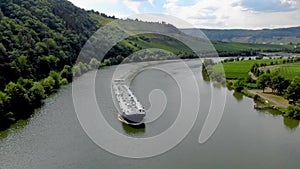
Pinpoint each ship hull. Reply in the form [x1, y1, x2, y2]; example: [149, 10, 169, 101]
[112, 81, 145, 125]
[122, 113, 145, 123]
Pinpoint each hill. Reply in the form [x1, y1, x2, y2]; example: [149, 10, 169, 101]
[182, 27, 300, 44]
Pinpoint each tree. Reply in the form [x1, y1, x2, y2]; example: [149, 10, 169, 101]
[41, 76, 55, 95]
[285, 106, 300, 120]
[0, 43, 6, 56]
[73, 65, 82, 77]
[89, 58, 100, 69]
[271, 75, 290, 95]
[201, 64, 210, 81]
[287, 76, 300, 103]
[0, 9, 4, 20]
[28, 82, 45, 108]
[234, 79, 245, 92]
[103, 59, 111, 66]
[17, 78, 34, 90]
[4, 82, 31, 119]
[0, 91, 14, 129]
[60, 65, 73, 82]
[257, 74, 271, 92]
[49, 71, 61, 89]
[116, 55, 124, 64]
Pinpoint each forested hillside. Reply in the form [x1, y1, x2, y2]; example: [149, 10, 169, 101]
[0, 0, 103, 89]
[0, 0, 116, 130]
[182, 27, 300, 44]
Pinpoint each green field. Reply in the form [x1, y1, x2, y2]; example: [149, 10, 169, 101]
[272, 63, 300, 80]
[212, 59, 286, 79]
[213, 41, 294, 52]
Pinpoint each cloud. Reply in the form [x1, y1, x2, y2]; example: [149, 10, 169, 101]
[281, 0, 297, 7]
[162, 0, 300, 29]
[241, 0, 298, 12]
[69, 0, 300, 29]
[148, 0, 154, 6]
[123, 0, 141, 13]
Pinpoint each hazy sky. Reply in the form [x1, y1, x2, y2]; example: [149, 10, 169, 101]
[69, 0, 300, 29]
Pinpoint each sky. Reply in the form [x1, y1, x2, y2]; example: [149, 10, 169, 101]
[69, 0, 300, 29]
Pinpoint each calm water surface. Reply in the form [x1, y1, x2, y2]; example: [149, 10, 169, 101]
[0, 60, 299, 169]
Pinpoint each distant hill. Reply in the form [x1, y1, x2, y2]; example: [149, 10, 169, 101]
[181, 27, 300, 44]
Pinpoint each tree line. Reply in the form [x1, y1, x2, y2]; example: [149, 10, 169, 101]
[233, 63, 300, 120]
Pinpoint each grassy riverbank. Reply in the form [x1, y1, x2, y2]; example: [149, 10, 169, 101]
[211, 57, 300, 120]
[212, 58, 297, 79]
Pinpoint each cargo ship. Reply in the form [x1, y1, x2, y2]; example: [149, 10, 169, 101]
[112, 79, 146, 125]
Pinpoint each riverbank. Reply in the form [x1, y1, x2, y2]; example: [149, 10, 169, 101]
[211, 57, 300, 120]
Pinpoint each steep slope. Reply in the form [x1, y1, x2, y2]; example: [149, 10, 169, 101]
[0, 0, 104, 88]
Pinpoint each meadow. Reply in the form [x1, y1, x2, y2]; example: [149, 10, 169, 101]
[212, 58, 286, 79]
[272, 63, 300, 80]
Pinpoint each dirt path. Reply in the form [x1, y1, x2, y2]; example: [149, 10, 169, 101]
[247, 89, 289, 108]
[248, 72, 258, 80]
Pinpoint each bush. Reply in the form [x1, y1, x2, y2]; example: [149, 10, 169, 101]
[60, 65, 73, 83]
[60, 78, 68, 85]
[284, 106, 300, 120]
[41, 76, 55, 95]
[254, 94, 260, 101]
[89, 58, 101, 69]
[234, 79, 245, 92]
[49, 71, 62, 89]
[4, 82, 31, 119]
[28, 82, 46, 108]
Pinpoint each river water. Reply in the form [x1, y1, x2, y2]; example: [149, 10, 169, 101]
[0, 60, 299, 169]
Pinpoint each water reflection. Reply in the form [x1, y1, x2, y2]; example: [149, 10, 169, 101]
[122, 123, 145, 135]
[256, 107, 282, 117]
[284, 118, 300, 130]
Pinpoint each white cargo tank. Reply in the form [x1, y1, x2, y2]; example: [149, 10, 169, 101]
[112, 79, 145, 124]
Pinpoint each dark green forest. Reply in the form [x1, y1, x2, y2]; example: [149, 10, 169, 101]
[0, 0, 109, 130]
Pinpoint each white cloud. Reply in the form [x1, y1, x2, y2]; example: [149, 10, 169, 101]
[162, 0, 300, 29]
[280, 0, 297, 8]
[148, 0, 154, 6]
[123, 0, 141, 14]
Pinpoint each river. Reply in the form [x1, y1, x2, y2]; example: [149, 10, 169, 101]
[0, 60, 299, 169]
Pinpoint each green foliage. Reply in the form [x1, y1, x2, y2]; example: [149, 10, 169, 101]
[0, 91, 14, 129]
[257, 74, 271, 92]
[49, 71, 61, 89]
[41, 76, 55, 95]
[212, 58, 288, 79]
[4, 82, 31, 119]
[17, 78, 34, 90]
[0, 0, 102, 89]
[270, 75, 290, 95]
[89, 58, 101, 69]
[234, 79, 245, 92]
[184, 27, 300, 45]
[60, 78, 68, 85]
[272, 62, 300, 80]
[287, 76, 300, 102]
[60, 65, 73, 83]
[284, 106, 300, 120]
[28, 82, 45, 107]
[73, 65, 82, 77]
[251, 63, 263, 77]
[202, 64, 210, 81]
